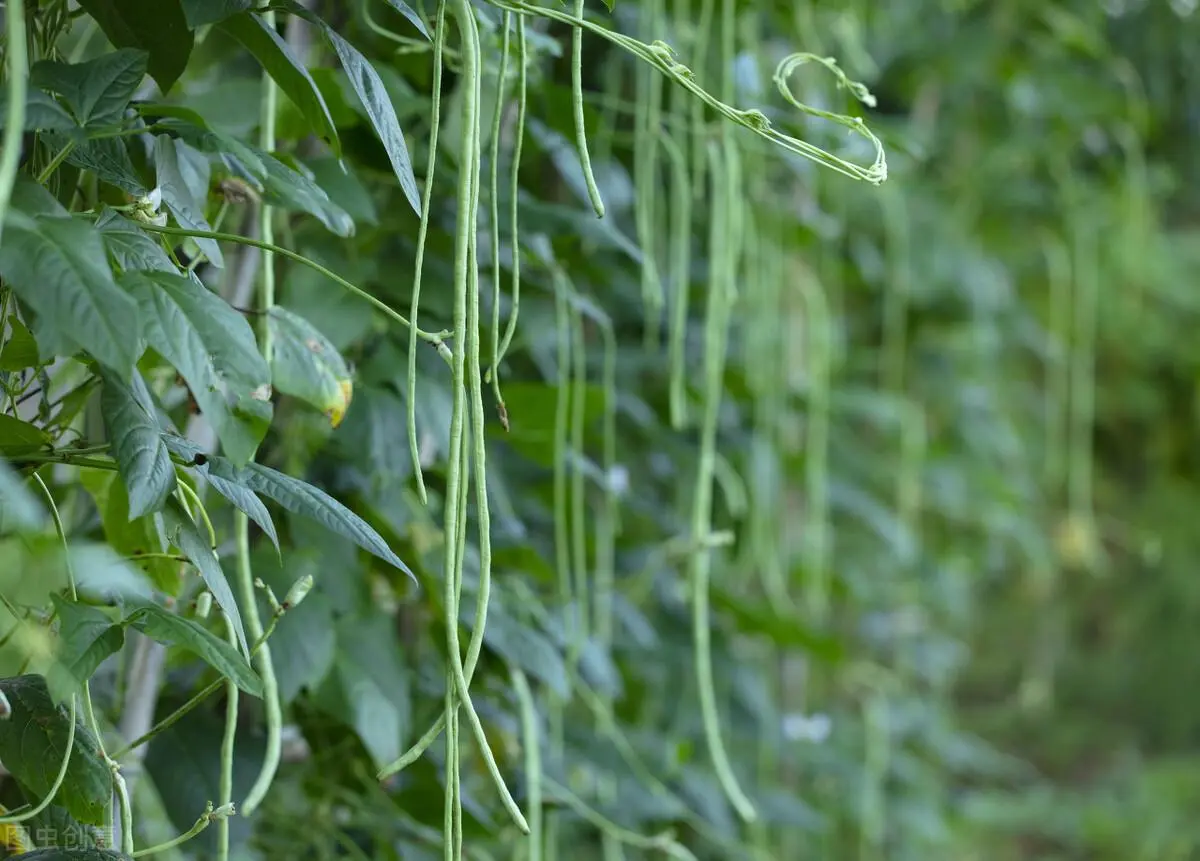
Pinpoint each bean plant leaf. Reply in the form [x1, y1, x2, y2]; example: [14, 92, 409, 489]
[0, 180, 141, 378]
[73, 0, 193, 93]
[269, 307, 353, 427]
[46, 596, 125, 704]
[0, 458, 46, 531]
[154, 135, 223, 267]
[101, 369, 175, 519]
[180, 0, 252, 27]
[163, 503, 250, 656]
[0, 675, 112, 826]
[0, 89, 78, 132]
[380, 0, 431, 40]
[124, 604, 262, 696]
[0, 314, 41, 370]
[217, 12, 341, 157]
[58, 136, 148, 197]
[95, 209, 176, 273]
[205, 457, 414, 580]
[122, 270, 271, 466]
[205, 469, 280, 553]
[0, 414, 51, 455]
[280, 1, 420, 213]
[29, 49, 147, 128]
[259, 153, 354, 237]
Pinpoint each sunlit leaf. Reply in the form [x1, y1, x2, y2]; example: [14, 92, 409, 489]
[268, 306, 353, 427]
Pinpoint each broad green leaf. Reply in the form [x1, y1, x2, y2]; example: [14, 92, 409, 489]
[0, 180, 141, 378]
[259, 152, 354, 237]
[268, 306, 353, 427]
[122, 270, 271, 466]
[46, 596, 125, 704]
[216, 12, 340, 157]
[101, 369, 175, 519]
[709, 586, 844, 663]
[58, 135, 148, 197]
[74, 0, 193, 93]
[307, 156, 378, 225]
[180, 0, 251, 27]
[0, 675, 112, 826]
[0, 458, 46, 531]
[95, 209, 176, 273]
[317, 610, 410, 769]
[205, 457, 414, 579]
[124, 604, 262, 696]
[380, 0, 431, 40]
[0, 414, 50, 455]
[279, 1, 419, 213]
[0, 89, 78, 132]
[163, 503, 250, 656]
[29, 49, 147, 128]
[0, 314, 42, 370]
[78, 469, 177, 595]
[154, 135, 222, 268]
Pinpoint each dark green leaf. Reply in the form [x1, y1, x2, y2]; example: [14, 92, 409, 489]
[0, 180, 141, 378]
[95, 209, 176, 273]
[124, 604, 262, 696]
[46, 596, 125, 703]
[29, 50, 147, 128]
[0, 314, 42, 370]
[710, 586, 844, 663]
[0, 675, 112, 825]
[216, 12, 340, 156]
[0, 89, 78, 132]
[101, 369, 175, 519]
[74, 0, 193, 93]
[0, 458, 46, 531]
[163, 503, 250, 656]
[180, 0, 251, 27]
[268, 306, 353, 426]
[122, 270, 271, 466]
[22, 804, 106, 850]
[259, 153, 354, 237]
[205, 457, 414, 579]
[58, 135, 148, 197]
[154, 135, 222, 267]
[0, 414, 50, 456]
[278, 2, 420, 213]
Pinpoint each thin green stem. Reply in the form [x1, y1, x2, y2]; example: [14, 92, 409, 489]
[215, 616, 239, 861]
[36, 141, 76, 185]
[406, 0, 448, 504]
[0, 0, 28, 247]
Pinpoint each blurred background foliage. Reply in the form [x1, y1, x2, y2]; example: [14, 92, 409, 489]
[3, 0, 1200, 859]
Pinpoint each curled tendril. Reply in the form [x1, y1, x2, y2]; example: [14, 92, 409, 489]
[485, 0, 887, 185]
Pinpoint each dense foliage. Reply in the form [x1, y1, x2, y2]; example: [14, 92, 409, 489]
[0, 1, 1197, 859]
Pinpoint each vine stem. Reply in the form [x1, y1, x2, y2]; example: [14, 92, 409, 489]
[405, 0, 448, 504]
[215, 616, 239, 861]
[135, 224, 453, 351]
[0, 0, 27, 247]
[237, 7, 282, 818]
